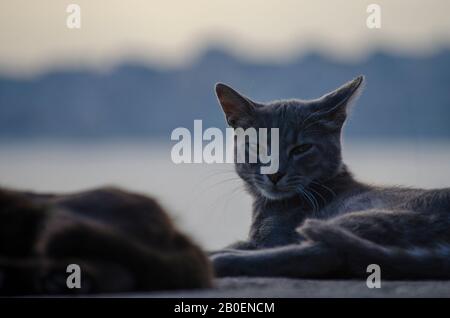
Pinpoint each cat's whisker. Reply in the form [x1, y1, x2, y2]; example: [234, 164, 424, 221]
[187, 172, 244, 210]
[307, 186, 327, 207]
[204, 182, 246, 216]
[305, 187, 319, 212]
[310, 181, 337, 198]
[188, 168, 238, 196]
[200, 169, 237, 181]
[296, 185, 315, 212]
[223, 184, 247, 207]
[206, 177, 243, 189]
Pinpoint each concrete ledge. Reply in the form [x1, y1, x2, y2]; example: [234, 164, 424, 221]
[144, 277, 450, 298]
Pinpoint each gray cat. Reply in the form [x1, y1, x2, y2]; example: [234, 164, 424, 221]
[211, 76, 450, 279]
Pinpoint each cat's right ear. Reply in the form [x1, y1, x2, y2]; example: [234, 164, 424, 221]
[215, 83, 255, 128]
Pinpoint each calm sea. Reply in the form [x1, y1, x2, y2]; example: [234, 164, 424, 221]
[1, 139, 449, 250]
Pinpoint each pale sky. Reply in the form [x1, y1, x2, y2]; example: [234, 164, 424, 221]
[1, 0, 450, 76]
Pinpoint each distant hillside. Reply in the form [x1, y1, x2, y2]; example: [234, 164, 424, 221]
[1, 49, 450, 139]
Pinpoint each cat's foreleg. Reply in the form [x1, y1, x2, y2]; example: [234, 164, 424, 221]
[211, 241, 343, 277]
[208, 240, 256, 256]
[226, 240, 257, 250]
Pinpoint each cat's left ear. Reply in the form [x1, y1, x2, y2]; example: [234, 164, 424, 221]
[311, 75, 365, 129]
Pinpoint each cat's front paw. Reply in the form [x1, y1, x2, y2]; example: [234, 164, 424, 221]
[297, 219, 329, 241]
[210, 253, 247, 277]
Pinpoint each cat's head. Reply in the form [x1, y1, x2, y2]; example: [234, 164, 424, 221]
[215, 76, 364, 201]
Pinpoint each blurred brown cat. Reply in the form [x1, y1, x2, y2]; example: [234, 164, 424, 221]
[0, 187, 212, 295]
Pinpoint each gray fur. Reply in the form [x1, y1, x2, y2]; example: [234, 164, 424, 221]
[211, 76, 450, 279]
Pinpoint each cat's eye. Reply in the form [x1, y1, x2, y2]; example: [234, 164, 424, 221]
[290, 143, 313, 156]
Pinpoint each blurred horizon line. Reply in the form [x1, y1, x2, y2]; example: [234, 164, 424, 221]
[2, 43, 450, 79]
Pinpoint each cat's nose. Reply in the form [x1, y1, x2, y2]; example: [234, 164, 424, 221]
[268, 172, 285, 185]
